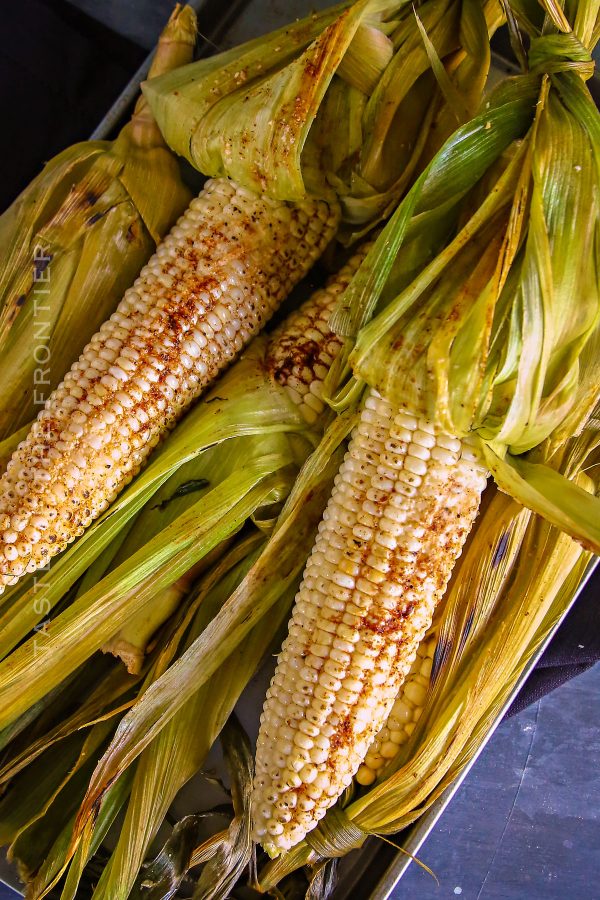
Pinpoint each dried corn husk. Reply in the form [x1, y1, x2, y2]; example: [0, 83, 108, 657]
[0, 5, 196, 440]
[259, 412, 598, 890]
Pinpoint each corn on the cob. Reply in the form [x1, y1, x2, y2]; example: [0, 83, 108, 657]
[356, 630, 436, 786]
[252, 389, 488, 855]
[267, 244, 371, 423]
[103, 244, 370, 672]
[0, 179, 338, 590]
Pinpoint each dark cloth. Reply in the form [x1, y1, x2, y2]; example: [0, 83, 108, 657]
[1, 0, 599, 713]
[0, 0, 144, 212]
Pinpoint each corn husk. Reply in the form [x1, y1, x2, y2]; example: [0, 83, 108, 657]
[0, 0, 502, 679]
[324, 7, 600, 550]
[0, 317, 343, 896]
[13, 4, 600, 897]
[5, 420, 343, 898]
[107, 717, 254, 900]
[92, 560, 266, 900]
[144, 0, 503, 232]
[97, 0, 505, 672]
[0, 0, 500, 840]
[255, 3, 600, 884]
[68, 9, 600, 896]
[0, 4, 505, 889]
[96, 352, 314, 674]
[52, 412, 348, 882]
[0, 5, 196, 440]
[258, 408, 599, 890]
[0, 340, 309, 717]
[33, 769, 135, 900]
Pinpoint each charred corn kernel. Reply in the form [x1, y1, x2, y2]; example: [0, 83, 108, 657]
[0, 179, 339, 590]
[266, 243, 371, 423]
[252, 389, 488, 855]
[356, 633, 436, 786]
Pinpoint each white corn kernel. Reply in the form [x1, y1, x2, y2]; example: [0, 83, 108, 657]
[252, 389, 486, 854]
[0, 179, 339, 590]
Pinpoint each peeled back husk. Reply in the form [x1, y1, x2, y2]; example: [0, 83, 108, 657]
[327, 22, 600, 550]
[144, 0, 502, 229]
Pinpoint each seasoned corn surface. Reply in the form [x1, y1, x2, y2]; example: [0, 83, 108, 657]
[356, 631, 436, 786]
[266, 243, 370, 423]
[0, 179, 339, 588]
[252, 389, 487, 855]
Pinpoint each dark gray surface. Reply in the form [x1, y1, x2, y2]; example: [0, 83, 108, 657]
[64, 0, 179, 49]
[392, 662, 600, 900]
[64, 0, 336, 49]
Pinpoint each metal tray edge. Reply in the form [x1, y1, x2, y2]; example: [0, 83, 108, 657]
[369, 557, 599, 900]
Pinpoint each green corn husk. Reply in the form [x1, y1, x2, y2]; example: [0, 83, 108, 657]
[31, 767, 136, 900]
[324, 9, 600, 549]
[255, 4, 600, 884]
[14, 3, 598, 896]
[9, 209, 468, 895]
[96, 370, 313, 675]
[95, 0, 504, 672]
[0, 324, 340, 896]
[0, 5, 196, 441]
[6, 436, 341, 898]
[0, 0, 502, 671]
[53, 10, 599, 896]
[0, 0, 501, 749]
[0, 337, 312, 689]
[47, 412, 349, 894]
[92, 558, 267, 900]
[0, 0, 502, 668]
[144, 0, 503, 233]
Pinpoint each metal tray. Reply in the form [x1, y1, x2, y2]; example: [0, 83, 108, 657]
[1, 2, 598, 897]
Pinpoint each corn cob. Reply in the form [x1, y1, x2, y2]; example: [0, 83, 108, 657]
[267, 244, 371, 424]
[355, 630, 436, 786]
[0, 180, 339, 590]
[252, 390, 488, 855]
[103, 243, 371, 672]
